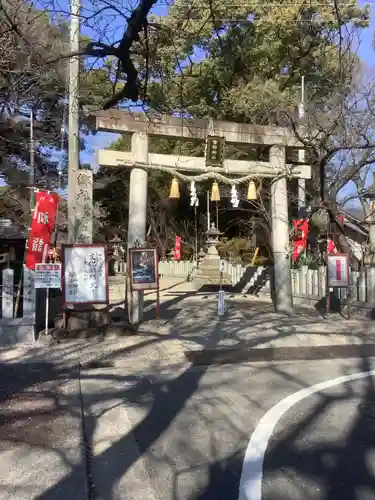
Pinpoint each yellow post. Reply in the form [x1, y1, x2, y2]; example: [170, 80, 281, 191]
[251, 247, 260, 266]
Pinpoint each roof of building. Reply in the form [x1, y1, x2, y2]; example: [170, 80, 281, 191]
[0, 219, 27, 240]
[340, 210, 368, 238]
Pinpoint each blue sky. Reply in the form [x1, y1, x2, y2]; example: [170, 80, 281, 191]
[358, 0, 374, 62]
[80, 0, 168, 166]
[335, 0, 375, 205]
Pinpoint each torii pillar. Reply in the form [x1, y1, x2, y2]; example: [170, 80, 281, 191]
[128, 132, 148, 324]
[270, 145, 293, 314]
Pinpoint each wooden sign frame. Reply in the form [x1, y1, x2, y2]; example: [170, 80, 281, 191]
[327, 253, 350, 288]
[129, 247, 158, 291]
[62, 244, 109, 306]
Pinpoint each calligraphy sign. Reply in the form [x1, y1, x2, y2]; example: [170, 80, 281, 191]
[75, 169, 93, 244]
[23, 265, 36, 319]
[25, 191, 59, 270]
[62, 244, 108, 305]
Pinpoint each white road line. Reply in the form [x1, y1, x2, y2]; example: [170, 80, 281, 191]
[238, 369, 375, 500]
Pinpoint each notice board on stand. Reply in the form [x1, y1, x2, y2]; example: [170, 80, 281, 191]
[62, 244, 109, 306]
[129, 247, 158, 291]
[327, 253, 350, 288]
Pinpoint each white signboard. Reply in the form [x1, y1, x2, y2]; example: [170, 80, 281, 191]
[35, 263, 61, 289]
[63, 245, 108, 304]
[327, 253, 350, 287]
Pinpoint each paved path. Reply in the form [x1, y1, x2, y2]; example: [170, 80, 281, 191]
[2, 286, 375, 499]
[3, 346, 375, 499]
[0, 361, 85, 500]
[79, 357, 375, 500]
[259, 366, 375, 500]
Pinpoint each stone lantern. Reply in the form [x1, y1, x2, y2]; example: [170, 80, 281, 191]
[194, 222, 231, 288]
[108, 234, 123, 275]
[205, 222, 222, 260]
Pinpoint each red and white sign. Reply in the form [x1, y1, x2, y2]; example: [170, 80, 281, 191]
[25, 191, 58, 270]
[327, 253, 350, 287]
[35, 263, 61, 289]
[292, 219, 309, 262]
[174, 235, 181, 261]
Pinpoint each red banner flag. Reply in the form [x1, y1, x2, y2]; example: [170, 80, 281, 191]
[292, 219, 309, 262]
[174, 235, 181, 261]
[327, 239, 337, 255]
[25, 191, 59, 270]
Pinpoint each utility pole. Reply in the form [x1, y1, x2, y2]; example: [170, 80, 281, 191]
[29, 108, 35, 211]
[298, 75, 306, 218]
[68, 0, 81, 243]
[367, 172, 375, 262]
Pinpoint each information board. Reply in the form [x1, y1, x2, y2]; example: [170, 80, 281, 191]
[62, 244, 108, 304]
[35, 263, 61, 289]
[327, 253, 350, 287]
[129, 247, 158, 290]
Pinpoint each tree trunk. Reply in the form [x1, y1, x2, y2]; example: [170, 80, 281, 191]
[324, 201, 360, 271]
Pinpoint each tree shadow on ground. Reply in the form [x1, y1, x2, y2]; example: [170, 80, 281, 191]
[2, 290, 375, 500]
[26, 312, 224, 499]
[258, 355, 375, 500]
[0, 361, 70, 404]
[0, 360, 87, 500]
[187, 450, 244, 500]
[179, 354, 375, 500]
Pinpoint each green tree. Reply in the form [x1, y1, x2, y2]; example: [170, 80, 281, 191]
[137, 0, 369, 122]
[51, 0, 370, 263]
[0, 0, 112, 210]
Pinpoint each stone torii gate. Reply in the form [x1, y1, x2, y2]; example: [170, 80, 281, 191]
[92, 110, 311, 323]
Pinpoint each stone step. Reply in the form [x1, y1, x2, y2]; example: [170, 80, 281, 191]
[195, 271, 231, 279]
[194, 276, 232, 284]
[197, 264, 229, 270]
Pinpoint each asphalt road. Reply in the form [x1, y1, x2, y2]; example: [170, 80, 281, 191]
[80, 355, 375, 500]
[2, 353, 375, 500]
